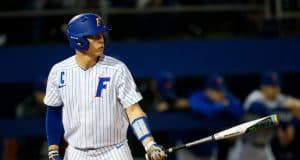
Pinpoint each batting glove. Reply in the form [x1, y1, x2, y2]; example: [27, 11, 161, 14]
[145, 141, 167, 160]
[48, 149, 61, 160]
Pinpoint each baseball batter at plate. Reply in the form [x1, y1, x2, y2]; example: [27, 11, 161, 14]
[44, 13, 167, 160]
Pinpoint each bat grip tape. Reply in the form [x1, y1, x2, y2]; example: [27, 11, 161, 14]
[167, 144, 186, 153]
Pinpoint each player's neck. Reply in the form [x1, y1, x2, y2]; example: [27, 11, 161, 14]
[75, 52, 101, 70]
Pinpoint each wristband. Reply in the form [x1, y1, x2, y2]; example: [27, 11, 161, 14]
[131, 116, 152, 142]
[48, 149, 59, 159]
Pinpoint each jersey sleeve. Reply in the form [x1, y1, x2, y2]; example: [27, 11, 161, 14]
[244, 90, 261, 111]
[44, 66, 63, 107]
[116, 63, 143, 109]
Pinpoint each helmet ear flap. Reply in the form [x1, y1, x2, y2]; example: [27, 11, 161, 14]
[68, 35, 89, 51]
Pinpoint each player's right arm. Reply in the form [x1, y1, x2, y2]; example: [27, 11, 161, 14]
[44, 66, 64, 160]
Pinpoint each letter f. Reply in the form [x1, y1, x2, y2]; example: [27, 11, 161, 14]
[95, 77, 110, 97]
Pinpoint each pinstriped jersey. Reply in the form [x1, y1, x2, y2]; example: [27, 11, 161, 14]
[44, 55, 143, 149]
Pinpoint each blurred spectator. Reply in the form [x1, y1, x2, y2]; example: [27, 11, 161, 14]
[149, 70, 188, 160]
[15, 77, 47, 160]
[150, 70, 188, 112]
[178, 74, 243, 160]
[188, 74, 243, 119]
[229, 71, 300, 160]
[1, 77, 47, 160]
[16, 77, 46, 118]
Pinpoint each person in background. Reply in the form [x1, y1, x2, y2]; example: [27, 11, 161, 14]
[188, 74, 243, 119]
[16, 77, 47, 119]
[147, 70, 188, 160]
[178, 74, 243, 160]
[150, 70, 188, 113]
[1, 77, 48, 160]
[229, 71, 300, 160]
[15, 77, 48, 160]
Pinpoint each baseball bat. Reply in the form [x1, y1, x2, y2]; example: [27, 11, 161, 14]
[145, 114, 278, 159]
[165, 114, 279, 154]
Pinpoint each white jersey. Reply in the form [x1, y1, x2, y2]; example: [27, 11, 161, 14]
[244, 90, 288, 111]
[44, 55, 142, 149]
[243, 90, 293, 142]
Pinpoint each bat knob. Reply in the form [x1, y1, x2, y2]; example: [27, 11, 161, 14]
[167, 148, 173, 154]
[271, 114, 279, 125]
[145, 154, 149, 160]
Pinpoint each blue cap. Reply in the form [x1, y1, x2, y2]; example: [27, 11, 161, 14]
[155, 70, 175, 88]
[34, 77, 47, 92]
[260, 71, 281, 86]
[154, 70, 176, 101]
[205, 74, 226, 91]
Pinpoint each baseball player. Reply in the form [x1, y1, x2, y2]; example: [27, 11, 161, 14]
[44, 13, 167, 160]
[183, 74, 243, 160]
[229, 71, 300, 160]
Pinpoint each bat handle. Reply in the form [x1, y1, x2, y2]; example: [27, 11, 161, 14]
[145, 144, 185, 159]
[166, 144, 186, 154]
[166, 135, 214, 154]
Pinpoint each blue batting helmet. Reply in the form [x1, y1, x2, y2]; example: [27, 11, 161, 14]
[66, 13, 111, 51]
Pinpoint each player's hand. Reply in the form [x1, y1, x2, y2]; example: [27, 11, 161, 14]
[48, 149, 61, 160]
[145, 142, 167, 160]
[282, 98, 300, 109]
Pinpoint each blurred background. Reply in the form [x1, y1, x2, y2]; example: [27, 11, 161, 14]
[1, 0, 300, 160]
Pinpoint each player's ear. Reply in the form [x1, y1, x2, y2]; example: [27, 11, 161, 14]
[69, 36, 89, 51]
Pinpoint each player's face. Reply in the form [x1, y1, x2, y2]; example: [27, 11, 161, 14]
[261, 85, 280, 101]
[205, 89, 225, 102]
[86, 33, 105, 57]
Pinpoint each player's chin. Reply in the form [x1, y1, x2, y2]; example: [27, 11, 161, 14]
[99, 48, 104, 54]
[95, 50, 103, 56]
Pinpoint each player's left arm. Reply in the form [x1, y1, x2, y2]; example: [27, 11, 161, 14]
[126, 103, 167, 160]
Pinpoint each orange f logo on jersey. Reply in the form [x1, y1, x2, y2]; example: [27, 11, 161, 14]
[96, 17, 101, 27]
